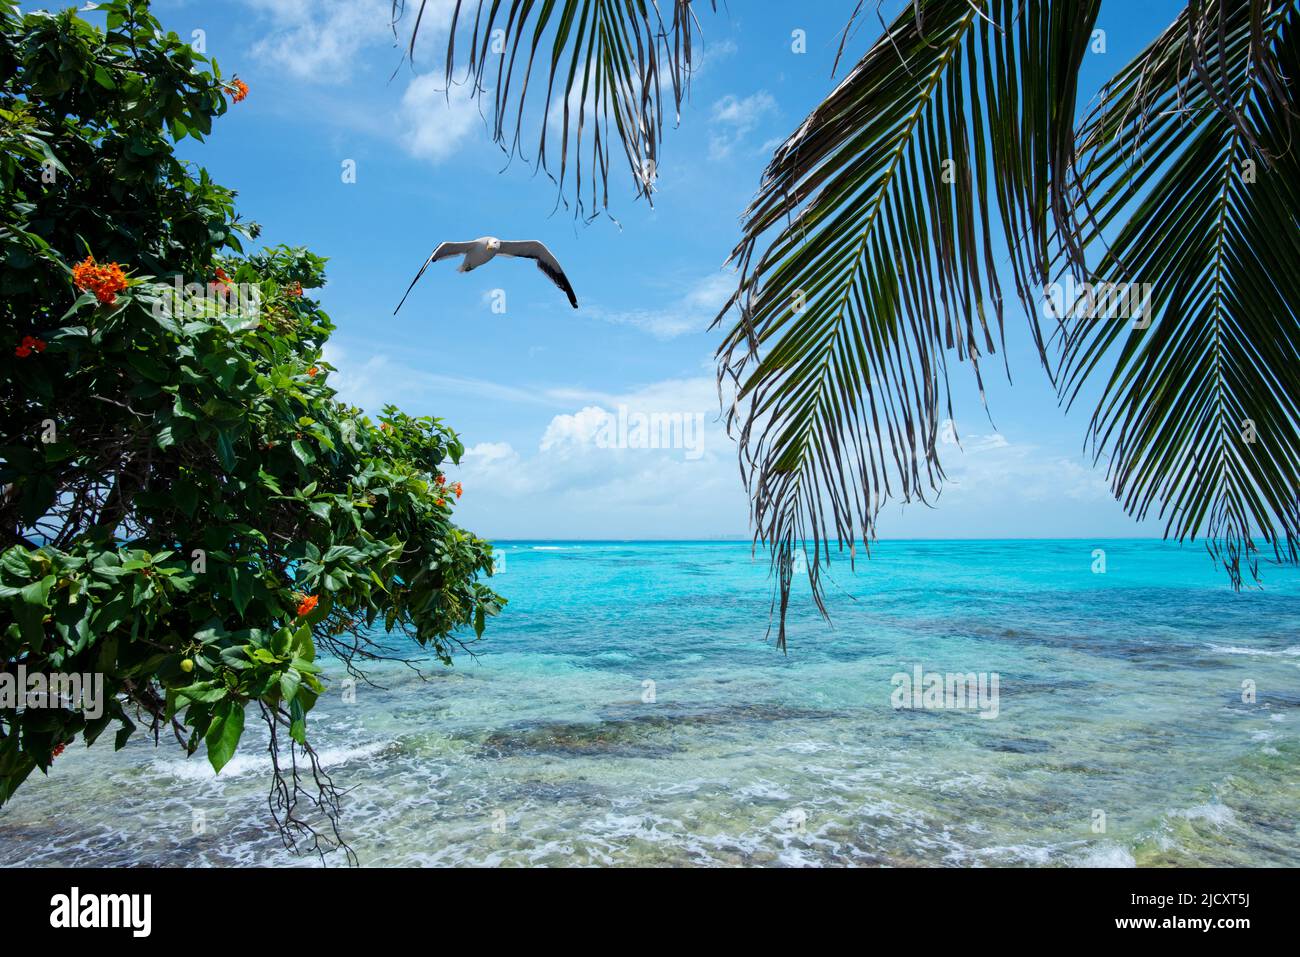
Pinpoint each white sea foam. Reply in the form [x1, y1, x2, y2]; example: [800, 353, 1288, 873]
[967, 842, 1057, 866]
[1074, 844, 1137, 867]
[781, 739, 836, 755]
[734, 780, 793, 802]
[151, 741, 391, 782]
[1209, 644, 1300, 658]
[1171, 802, 1237, 827]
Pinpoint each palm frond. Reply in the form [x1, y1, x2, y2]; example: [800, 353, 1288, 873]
[1052, 0, 1300, 585]
[391, 0, 713, 219]
[714, 0, 1100, 648]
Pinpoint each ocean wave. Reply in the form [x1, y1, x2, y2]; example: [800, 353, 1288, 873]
[1072, 843, 1137, 867]
[150, 741, 392, 782]
[1169, 802, 1237, 828]
[1209, 644, 1300, 658]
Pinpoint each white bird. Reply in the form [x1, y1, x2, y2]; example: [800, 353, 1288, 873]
[394, 237, 579, 314]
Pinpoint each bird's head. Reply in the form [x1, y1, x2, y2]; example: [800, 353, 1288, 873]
[486, 238, 501, 251]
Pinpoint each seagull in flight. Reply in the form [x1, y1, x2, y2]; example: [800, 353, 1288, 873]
[394, 237, 579, 314]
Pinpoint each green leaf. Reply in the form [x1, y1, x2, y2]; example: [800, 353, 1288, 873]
[228, 567, 251, 617]
[20, 575, 55, 607]
[174, 480, 199, 516]
[205, 700, 245, 773]
[215, 430, 237, 472]
[420, 0, 706, 217]
[176, 681, 228, 704]
[289, 697, 307, 745]
[279, 668, 301, 703]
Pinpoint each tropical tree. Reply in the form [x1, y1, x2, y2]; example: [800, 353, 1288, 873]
[1, 0, 502, 857]
[395, 0, 1300, 645]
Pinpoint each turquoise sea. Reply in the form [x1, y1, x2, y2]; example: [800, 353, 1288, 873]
[2, 539, 1297, 867]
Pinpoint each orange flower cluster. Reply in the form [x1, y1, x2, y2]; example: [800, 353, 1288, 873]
[213, 266, 232, 295]
[72, 256, 128, 305]
[307, 366, 319, 377]
[435, 497, 446, 507]
[15, 335, 46, 358]
[51, 742, 66, 759]
[296, 594, 319, 618]
[226, 78, 249, 102]
[434, 476, 462, 499]
[287, 281, 303, 297]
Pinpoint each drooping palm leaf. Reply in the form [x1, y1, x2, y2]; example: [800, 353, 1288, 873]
[713, 0, 1100, 647]
[1051, 0, 1300, 585]
[391, 0, 713, 218]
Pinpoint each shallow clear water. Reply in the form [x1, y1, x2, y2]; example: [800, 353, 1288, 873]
[3, 540, 1298, 867]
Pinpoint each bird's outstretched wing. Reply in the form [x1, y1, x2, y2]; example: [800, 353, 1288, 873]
[393, 242, 475, 314]
[498, 240, 579, 309]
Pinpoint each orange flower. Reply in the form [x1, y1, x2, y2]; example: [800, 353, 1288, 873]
[71, 257, 98, 289]
[51, 742, 66, 759]
[380, 422, 391, 431]
[285, 281, 303, 297]
[296, 594, 319, 618]
[435, 497, 445, 507]
[452, 482, 463, 499]
[307, 366, 319, 377]
[72, 256, 128, 305]
[226, 78, 249, 103]
[435, 475, 446, 487]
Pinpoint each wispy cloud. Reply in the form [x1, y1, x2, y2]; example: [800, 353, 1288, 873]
[586, 272, 735, 339]
[242, 0, 398, 83]
[322, 344, 561, 412]
[708, 91, 777, 160]
[940, 433, 1113, 504]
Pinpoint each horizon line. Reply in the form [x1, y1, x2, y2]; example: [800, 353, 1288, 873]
[485, 535, 1187, 543]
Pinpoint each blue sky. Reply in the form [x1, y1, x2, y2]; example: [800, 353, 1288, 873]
[100, 0, 1190, 538]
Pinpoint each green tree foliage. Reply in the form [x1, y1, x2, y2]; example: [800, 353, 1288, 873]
[0, 0, 502, 854]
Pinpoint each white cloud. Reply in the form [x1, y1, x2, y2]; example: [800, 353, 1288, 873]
[712, 91, 775, 126]
[240, 0, 459, 83]
[587, 272, 735, 339]
[242, 0, 394, 82]
[321, 347, 1134, 539]
[465, 441, 518, 465]
[540, 406, 615, 452]
[708, 91, 777, 159]
[399, 74, 483, 163]
[451, 376, 743, 536]
[933, 427, 1110, 505]
[699, 39, 738, 65]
